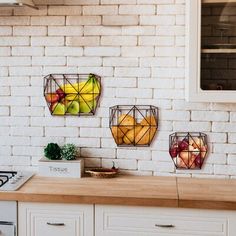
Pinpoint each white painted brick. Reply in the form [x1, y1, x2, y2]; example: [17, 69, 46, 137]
[115, 67, 150, 77]
[67, 57, 102, 66]
[32, 57, 66, 66]
[214, 165, 236, 176]
[173, 121, 211, 132]
[66, 138, 100, 148]
[157, 5, 185, 15]
[84, 47, 120, 56]
[0, 26, 12, 36]
[139, 36, 174, 46]
[45, 47, 83, 56]
[14, 6, 47, 16]
[43, 66, 77, 74]
[102, 159, 137, 170]
[141, 16, 175, 25]
[0, 97, 29, 106]
[122, 26, 155, 35]
[84, 26, 121, 36]
[12, 47, 44, 56]
[194, 111, 230, 122]
[122, 46, 154, 57]
[117, 149, 151, 160]
[13, 26, 47, 36]
[67, 16, 101, 25]
[48, 6, 82, 15]
[0, 8, 13, 16]
[11, 86, 42, 96]
[152, 67, 185, 78]
[84, 158, 101, 167]
[0, 67, 8, 76]
[140, 57, 175, 67]
[212, 122, 236, 132]
[0, 16, 30, 25]
[11, 106, 44, 116]
[154, 89, 184, 99]
[103, 58, 138, 67]
[0, 47, 10, 56]
[101, 36, 137, 46]
[0, 107, 9, 116]
[0, 117, 29, 126]
[155, 46, 185, 56]
[9, 66, 42, 76]
[119, 5, 155, 15]
[161, 110, 190, 121]
[31, 16, 65, 25]
[31, 37, 64, 46]
[103, 16, 138, 26]
[0, 87, 10, 96]
[101, 0, 136, 4]
[116, 88, 152, 98]
[156, 26, 185, 35]
[83, 6, 118, 15]
[65, 117, 100, 127]
[64, 0, 99, 4]
[138, 0, 174, 3]
[0, 57, 31, 66]
[0, 37, 29, 46]
[0, 76, 29, 86]
[11, 127, 43, 137]
[45, 127, 78, 137]
[76, 67, 114, 77]
[31, 137, 65, 146]
[31, 117, 64, 127]
[81, 148, 115, 158]
[66, 36, 100, 46]
[13, 146, 43, 156]
[48, 26, 83, 36]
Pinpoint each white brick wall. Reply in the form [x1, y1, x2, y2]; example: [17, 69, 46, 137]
[0, 0, 236, 178]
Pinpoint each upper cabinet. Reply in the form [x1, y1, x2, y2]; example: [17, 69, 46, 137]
[186, 0, 236, 102]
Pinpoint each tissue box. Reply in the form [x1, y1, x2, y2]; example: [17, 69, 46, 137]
[38, 158, 84, 178]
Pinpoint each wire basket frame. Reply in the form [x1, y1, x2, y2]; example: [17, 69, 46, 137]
[44, 74, 101, 116]
[109, 105, 158, 147]
[169, 132, 208, 170]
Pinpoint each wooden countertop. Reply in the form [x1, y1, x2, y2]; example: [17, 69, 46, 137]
[1, 175, 236, 210]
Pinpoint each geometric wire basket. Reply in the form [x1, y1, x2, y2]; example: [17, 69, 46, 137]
[109, 105, 158, 147]
[43, 73, 101, 116]
[169, 132, 208, 170]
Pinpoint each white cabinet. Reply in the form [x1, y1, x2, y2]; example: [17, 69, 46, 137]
[18, 202, 93, 236]
[186, 0, 236, 102]
[95, 205, 236, 236]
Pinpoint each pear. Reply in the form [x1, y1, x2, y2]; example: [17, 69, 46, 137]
[123, 124, 142, 145]
[67, 101, 80, 115]
[51, 102, 66, 115]
[118, 114, 136, 130]
[79, 100, 96, 113]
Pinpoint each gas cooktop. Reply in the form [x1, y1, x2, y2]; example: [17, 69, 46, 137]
[0, 171, 34, 191]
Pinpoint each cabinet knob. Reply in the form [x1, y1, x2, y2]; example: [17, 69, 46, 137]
[155, 224, 175, 228]
[47, 222, 65, 226]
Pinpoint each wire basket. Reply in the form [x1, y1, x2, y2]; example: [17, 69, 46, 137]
[109, 105, 158, 147]
[43, 74, 101, 116]
[169, 132, 208, 170]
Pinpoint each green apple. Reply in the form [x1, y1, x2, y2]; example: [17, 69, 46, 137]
[67, 101, 80, 115]
[51, 102, 66, 115]
[79, 100, 96, 113]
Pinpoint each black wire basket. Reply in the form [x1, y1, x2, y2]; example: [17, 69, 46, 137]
[44, 74, 101, 116]
[169, 132, 208, 170]
[109, 105, 158, 147]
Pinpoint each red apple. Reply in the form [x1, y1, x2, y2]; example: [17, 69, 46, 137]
[45, 93, 59, 103]
[56, 88, 65, 100]
[169, 147, 178, 158]
[194, 154, 202, 168]
[178, 139, 189, 151]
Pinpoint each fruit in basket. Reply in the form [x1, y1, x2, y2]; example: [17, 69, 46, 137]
[111, 126, 128, 139]
[200, 145, 207, 158]
[118, 114, 136, 130]
[79, 100, 96, 113]
[66, 101, 80, 115]
[45, 93, 60, 103]
[56, 88, 65, 100]
[50, 102, 66, 115]
[169, 145, 178, 158]
[123, 124, 142, 144]
[189, 137, 204, 149]
[135, 126, 157, 145]
[140, 115, 157, 126]
[178, 139, 189, 151]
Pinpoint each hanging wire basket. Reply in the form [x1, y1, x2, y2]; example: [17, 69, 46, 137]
[109, 105, 158, 147]
[43, 74, 101, 116]
[169, 132, 208, 170]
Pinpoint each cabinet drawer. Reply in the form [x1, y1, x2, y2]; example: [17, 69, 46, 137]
[95, 205, 228, 236]
[19, 202, 93, 236]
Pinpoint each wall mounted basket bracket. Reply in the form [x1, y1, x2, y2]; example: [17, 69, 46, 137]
[169, 132, 208, 170]
[109, 105, 158, 147]
[44, 74, 101, 116]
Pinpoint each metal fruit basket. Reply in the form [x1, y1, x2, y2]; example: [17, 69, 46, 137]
[109, 105, 158, 147]
[169, 132, 208, 170]
[43, 74, 101, 116]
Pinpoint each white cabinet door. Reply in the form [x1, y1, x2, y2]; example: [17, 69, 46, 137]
[18, 202, 93, 236]
[95, 205, 236, 236]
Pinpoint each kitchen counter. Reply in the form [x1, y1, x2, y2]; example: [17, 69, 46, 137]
[0, 175, 236, 210]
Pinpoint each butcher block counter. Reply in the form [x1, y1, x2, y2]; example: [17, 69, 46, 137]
[0, 175, 236, 210]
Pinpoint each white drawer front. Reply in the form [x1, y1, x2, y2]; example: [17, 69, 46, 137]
[19, 203, 93, 236]
[96, 205, 228, 236]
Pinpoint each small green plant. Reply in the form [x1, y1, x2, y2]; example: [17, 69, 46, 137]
[61, 144, 77, 160]
[44, 143, 62, 160]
